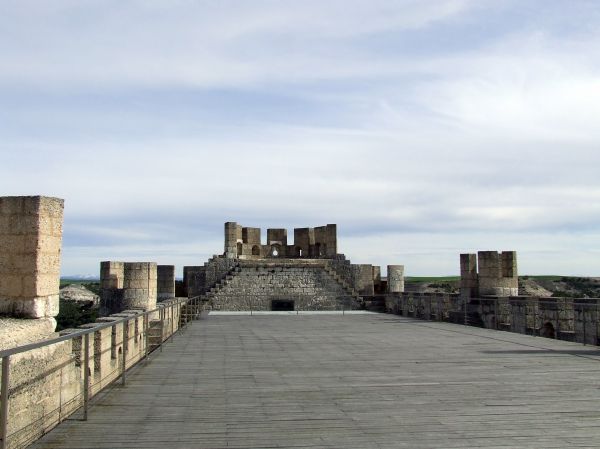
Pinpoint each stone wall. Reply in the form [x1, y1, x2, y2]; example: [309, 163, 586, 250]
[100, 262, 158, 314]
[354, 264, 375, 296]
[224, 222, 242, 258]
[460, 251, 518, 298]
[122, 263, 157, 310]
[157, 265, 175, 300]
[327, 256, 357, 292]
[0, 196, 63, 319]
[384, 291, 600, 346]
[2, 299, 186, 449]
[99, 261, 124, 315]
[267, 228, 288, 246]
[387, 265, 404, 293]
[183, 265, 204, 296]
[225, 221, 338, 259]
[478, 251, 518, 296]
[208, 260, 357, 311]
[459, 253, 478, 298]
[385, 292, 462, 321]
[203, 256, 238, 292]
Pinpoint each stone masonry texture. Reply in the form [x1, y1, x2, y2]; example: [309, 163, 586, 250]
[157, 265, 176, 300]
[0, 196, 64, 319]
[209, 262, 357, 311]
[122, 262, 157, 311]
[387, 265, 405, 293]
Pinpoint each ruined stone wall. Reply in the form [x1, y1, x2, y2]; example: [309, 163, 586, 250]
[209, 263, 357, 311]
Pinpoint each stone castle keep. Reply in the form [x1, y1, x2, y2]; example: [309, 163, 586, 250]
[101, 222, 405, 313]
[181, 221, 408, 312]
[3, 195, 600, 449]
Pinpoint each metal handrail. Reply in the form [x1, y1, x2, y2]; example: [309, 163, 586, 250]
[0, 294, 204, 449]
[0, 297, 191, 359]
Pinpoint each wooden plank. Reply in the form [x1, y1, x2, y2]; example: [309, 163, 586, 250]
[31, 314, 600, 448]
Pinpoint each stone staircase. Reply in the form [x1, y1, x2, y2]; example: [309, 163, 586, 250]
[202, 262, 242, 303]
[201, 259, 360, 311]
[147, 319, 164, 352]
[323, 261, 362, 303]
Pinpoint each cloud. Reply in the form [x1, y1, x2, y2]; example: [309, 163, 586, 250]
[0, 1, 599, 276]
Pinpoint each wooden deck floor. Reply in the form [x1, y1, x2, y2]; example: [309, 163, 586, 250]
[32, 313, 600, 448]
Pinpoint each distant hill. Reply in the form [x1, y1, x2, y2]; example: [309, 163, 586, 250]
[61, 275, 99, 281]
[406, 276, 600, 298]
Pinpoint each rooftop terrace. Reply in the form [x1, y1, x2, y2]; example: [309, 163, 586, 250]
[32, 313, 600, 449]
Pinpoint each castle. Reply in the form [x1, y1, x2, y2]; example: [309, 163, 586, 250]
[3, 196, 598, 449]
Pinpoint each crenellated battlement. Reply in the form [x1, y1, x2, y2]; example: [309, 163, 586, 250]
[224, 222, 337, 259]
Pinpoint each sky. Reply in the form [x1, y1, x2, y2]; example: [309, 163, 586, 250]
[1, 0, 600, 277]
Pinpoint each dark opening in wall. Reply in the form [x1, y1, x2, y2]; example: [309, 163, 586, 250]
[541, 322, 556, 339]
[271, 299, 294, 311]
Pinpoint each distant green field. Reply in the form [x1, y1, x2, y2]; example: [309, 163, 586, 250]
[60, 278, 98, 286]
[59, 279, 100, 294]
[405, 276, 460, 283]
[520, 275, 563, 281]
[405, 275, 565, 284]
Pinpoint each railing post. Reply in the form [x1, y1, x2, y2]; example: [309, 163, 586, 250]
[583, 304, 587, 345]
[555, 305, 560, 340]
[159, 308, 164, 352]
[428, 296, 432, 320]
[171, 304, 175, 339]
[144, 313, 149, 362]
[83, 334, 90, 421]
[121, 320, 127, 385]
[494, 298, 498, 330]
[0, 355, 11, 449]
